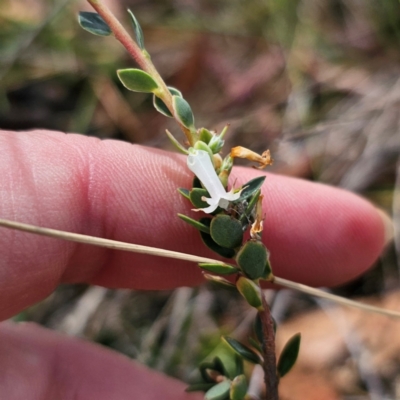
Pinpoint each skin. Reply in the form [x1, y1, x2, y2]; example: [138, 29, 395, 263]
[0, 129, 389, 399]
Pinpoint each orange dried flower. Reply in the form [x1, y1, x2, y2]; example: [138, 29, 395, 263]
[230, 147, 273, 169]
[250, 194, 264, 239]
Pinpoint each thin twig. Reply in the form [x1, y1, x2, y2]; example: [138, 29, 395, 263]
[0, 217, 400, 319]
[259, 294, 278, 400]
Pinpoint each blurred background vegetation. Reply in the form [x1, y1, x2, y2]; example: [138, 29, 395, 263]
[2, 0, 400, 398]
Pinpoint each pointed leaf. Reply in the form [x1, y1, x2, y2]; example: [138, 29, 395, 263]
[78, 12, 112, 36]
[127, 9, 145, 49]
[199, 262, 239, 275]
[199, 128, 213, 144]
[205, 380, 231, 400]
[166, 129, 189, 154]
[223, 337, 262, 364]
[117, 68, 158, 93]
[236, 277, 263, 310]
[173, 95, 195, 128]
[178, 214, 210, 234]
[153, 87, 182, 117]
[277, 333, 301, 378]
[237, 176, 266, 202]
[239, 189, 261, 223]
[177, 188, 190, 200]
[210, 215, 243, 249]
[194, 140, 214, 161]
[208, 126, 228, 153]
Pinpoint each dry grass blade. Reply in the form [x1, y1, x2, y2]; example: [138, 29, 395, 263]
[273, 277, 400, 319]
[1, 217, 400, 319]
[0, 217, 219, 264]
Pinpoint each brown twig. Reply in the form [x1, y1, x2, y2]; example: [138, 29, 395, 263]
[259, 293, 279, 400]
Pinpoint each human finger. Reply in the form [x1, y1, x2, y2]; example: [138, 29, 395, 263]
[0, 129, 388, 319]
[0, 322, 201, 400]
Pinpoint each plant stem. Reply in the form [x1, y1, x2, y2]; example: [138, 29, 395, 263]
[86, 0, 195, 145]
[259, 292, 279, 400]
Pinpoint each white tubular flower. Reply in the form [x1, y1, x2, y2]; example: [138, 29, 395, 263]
[187, 149, 241, 213]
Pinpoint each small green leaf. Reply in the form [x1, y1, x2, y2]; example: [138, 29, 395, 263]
[153, 87, 182, 117]
[186, 383, 215, 392]
[177, 188, 190, 200]
[78, 12, 112, 36]
[166, 129, 189, 154]
[208, 125, 228, 153]
[178, 214, 210, 234]
[236, 240, 270, 280]
[199, 218, 235, 258]
[117, 68, 159, 93]
[223, 337, 261, 364]
[239, 189, 261, 223]
[190, 188, 210, 209]
[230, 375, 248, 400]
[199, 262, 239, 275]
[210, 215, 243, 249]
[199, 128, 213, 144]
[194, 140, 214, 161]
[277, 333, 301, 378]
[236, 277, 263, 310]
[173, 95, 195, 128]
[127, 9, 145, 49]
[237, 176, 266, 202]
[205, 380, 231, 400]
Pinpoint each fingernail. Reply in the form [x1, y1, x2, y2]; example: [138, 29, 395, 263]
[376, 208, 393, 247]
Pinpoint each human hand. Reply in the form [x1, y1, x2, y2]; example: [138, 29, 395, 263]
[0, 129, 390, 399]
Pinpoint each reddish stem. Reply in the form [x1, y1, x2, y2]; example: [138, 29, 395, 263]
[259, 294, 279, 400]
[86, 0, 195, 145]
